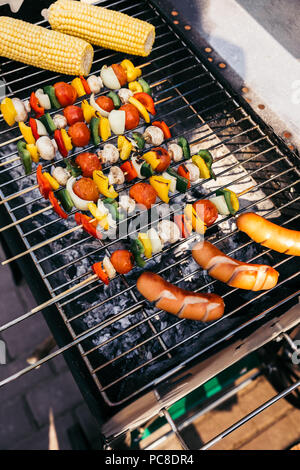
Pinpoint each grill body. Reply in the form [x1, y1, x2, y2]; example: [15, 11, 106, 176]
[0, 0, 299, 447]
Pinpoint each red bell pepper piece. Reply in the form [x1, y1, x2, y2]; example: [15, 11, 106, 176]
[174, 214, 192, 238]
[133, 92, 156, 115]
[80, 76, 91, 95]
[29, 118, 40, 142]
[152, 120, 171, 139]
[30, 92, 44, 118]
[177, 164, 191, 188]
[54, 129, 68, 157]
[48, 190, 68, 219]
[92, 261, 109, 285]
[36, 164, 52, 199]
[75, 213, 101, 240]
[120, 160, 138, 182]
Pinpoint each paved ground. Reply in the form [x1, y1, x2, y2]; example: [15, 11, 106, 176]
[1, 242, 300, 450]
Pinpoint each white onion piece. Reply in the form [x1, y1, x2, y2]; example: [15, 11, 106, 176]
[131, 156, 145, 179]
[108, 110, 125, 135]
[209, 195, 230, 215]
[90, 93, 109, 117]
[100, 65, 121, 90]
[103, 256, 116, 279]
[11, 98, 27, 122]
[36, 119, 48, 136]
[36, 136, 56, 160]
[162, 172, 176, 192]
[66, 177, 93, 211]
[35, 88, 51, 109]
[147, 228, 163, 254]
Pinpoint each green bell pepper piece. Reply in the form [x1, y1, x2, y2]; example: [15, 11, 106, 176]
[64, 158, 82, 177]
[107, 91, 121, 109]
[197, 149, 216, 180]
[130, 238, 146, 268]
[43, 85, 61, 109]
[138, 78, 152, 96]
[17, 140, 32, 175]
[178, 136, 191, 160]
[166, 167, 189, 193]
[38, 113, 57, 134]
[216, 188, 236, 215]
[56, 189, 74, 212]
[132, 132, 145, 150]
[90, 117, 100, 146]
[140, 162, 154, 178]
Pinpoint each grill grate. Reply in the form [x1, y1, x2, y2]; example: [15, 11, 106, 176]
[0, 0, 299, 409]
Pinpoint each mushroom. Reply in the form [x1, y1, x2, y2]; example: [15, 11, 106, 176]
[184, 162, 200, 181]
[11, 98, 28, 122]
[97, 144, 119, 164]
[87, 75, 103, 94]
[36, 136, 57, 161]
[168, 143, 183, 162]
[143, 126, 164, 146]
[51, 166, 70, 186]
[52, 114, 67, 129]
[157, 220, 181, 244]
[108, 166, 125, 185]
[118, 88, 133, 104]
[119, 195, 136, 214]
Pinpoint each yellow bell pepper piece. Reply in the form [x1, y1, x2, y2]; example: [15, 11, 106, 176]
[225, 189, 240, 212]
[71, 77, 85, 97]
[191, 155, 210, 179]
[81, 99, 96, 124]
[26, 144, 39, 163]
[19, 122, 35, 144]
[142, 150, 160, 170]
[61, 128, 73, 152]
[138, 233, 152, 259]
[117, 135, 132, 160]
[128, 81, 143, 93]
[99, 116, 111, 142]
[128, 96, 150, 123]
[43, 172, 60, 190]
[1, 97, 17, 126]
[87, 202, 110, 230]
[93, 170, 118, 199]
[184, 204, 207, 234]
[150, 175, 170, 203]
[120, 59, 142, 82]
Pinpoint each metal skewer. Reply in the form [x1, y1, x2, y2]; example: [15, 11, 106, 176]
[1, 185, 255, 265]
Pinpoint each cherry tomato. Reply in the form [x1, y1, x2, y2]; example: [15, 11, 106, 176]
[110, 250, 134, 274]
[75, 152, 102, 178]
[153, 147, 171, 173]
[53, 82, 77, 107]
[63, 105, 84, 126]
[68, 122, 91, 147]
[111, 64, 127, 87]
[193, 199, 218, 227]
[96, 96, 114, 113]
[129, 182, 157, 209]
[73, 177, 99, 202]
[119, 103, 140, 130]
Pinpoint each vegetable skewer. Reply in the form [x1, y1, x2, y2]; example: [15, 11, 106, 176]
[1, 185, 255, 265]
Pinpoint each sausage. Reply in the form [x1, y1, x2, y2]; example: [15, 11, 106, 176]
[136, 272, 225, 322]
[237, 213, 300, 256]
[192, 241, 279, 291]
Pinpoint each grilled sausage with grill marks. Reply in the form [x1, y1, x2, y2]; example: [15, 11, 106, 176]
[192, 241, 279, 291]
[237, 213, 300, 256]
[136, 272, 225, 322]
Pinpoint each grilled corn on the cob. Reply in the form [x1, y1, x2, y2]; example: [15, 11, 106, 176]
[0, 16, 94, 75]
[45, 0, 155, 57]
